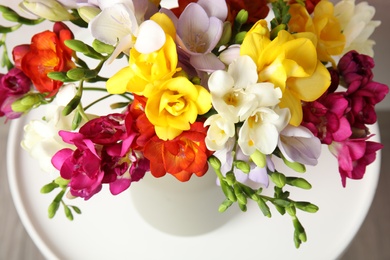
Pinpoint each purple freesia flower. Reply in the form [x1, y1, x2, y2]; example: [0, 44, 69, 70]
[278, 125, 322, 166]
[175, 2, 225, 72]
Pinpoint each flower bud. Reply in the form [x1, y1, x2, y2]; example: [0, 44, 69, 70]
[270, 171, 286, 188]
[208, 156, 221, 170]
[234, 31, 247, 44]
[286, 177, 312, 190]
[234, 160, 250, 173]
[11, 94, 41, 113]
[19, 0, 73, 21]
[77, 6, 100, 23]
[217, 22, 232, 46]
[235, 9, 248, 26]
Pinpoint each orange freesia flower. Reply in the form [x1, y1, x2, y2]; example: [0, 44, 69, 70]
[12, 22, 75, 96]
[143, 122, 212, 182]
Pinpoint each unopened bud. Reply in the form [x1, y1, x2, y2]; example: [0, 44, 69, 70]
[11, 94, 41, 113]
[20, 0, 73, 21]
[77, 6, 100, 23]
[235, 9, 248, 26]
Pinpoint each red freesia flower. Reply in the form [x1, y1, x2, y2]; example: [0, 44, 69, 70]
[225, 0, 269, 24]
[12, 22, 75, 96]
[289, 0, 321, 14]
[143, 122, 212, 182]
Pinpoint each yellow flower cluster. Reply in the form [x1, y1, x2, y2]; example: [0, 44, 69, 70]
[106, 13, 212, 140]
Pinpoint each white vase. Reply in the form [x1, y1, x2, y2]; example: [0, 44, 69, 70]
[130, 166, 240, 236]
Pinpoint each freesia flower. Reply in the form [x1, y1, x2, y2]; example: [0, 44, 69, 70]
[145, 76, 212, 140]
[208, 55, 260, 123]
[225, 0, 269, 24]
[214, 141, 270, 189]
[53, 110, 147, 199]
[240, 20, 331, 126]
[204, 114, 235, 151]
[19, 0, 74, 21]
[338, 51, 389, 130]
[288, 0, 346, 65]
[334, 0, 381, 57]
[143, 122, 212, 181]
[329, 138, 383, 187]
[21, 84, 79, 173]
[278, 125, 322, 166]
[12, 22, 75, 97]
[0, 68, 32, 119]
[302, 92, 352, 145]
[106, 14, 178, 95]
[88, 0, 154, 62]
[175, 2, 226, 72]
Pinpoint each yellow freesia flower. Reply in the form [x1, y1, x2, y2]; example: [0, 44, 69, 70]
[106, 34, 178, 96]
[106, 13, 177, 96]
[240, 21, 330, 126]
[288, 0, 346, 65]
[145, 77, 212, 140]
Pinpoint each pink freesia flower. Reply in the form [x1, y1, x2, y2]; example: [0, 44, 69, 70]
[302, 92, 352, 145]
[52, 112, 148, 199]
[329, 137, 383, 187]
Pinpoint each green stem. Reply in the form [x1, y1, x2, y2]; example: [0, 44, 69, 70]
[84, 94, 113, 111]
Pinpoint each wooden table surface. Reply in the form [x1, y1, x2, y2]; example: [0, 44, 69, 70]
[0, 111, 389, 260]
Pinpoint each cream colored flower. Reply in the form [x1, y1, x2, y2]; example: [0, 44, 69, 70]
[334, 0, 381, 57]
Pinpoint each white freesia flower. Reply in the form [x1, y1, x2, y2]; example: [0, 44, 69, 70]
[238, 106, 290, 156]
[278, 125, 322, 166]
[334, 0, 381, 57]
[89, 0, 158, 62]
[208, 56, 260, 123]
[204, 114, 235, 151]
[21, 84, 79, 173]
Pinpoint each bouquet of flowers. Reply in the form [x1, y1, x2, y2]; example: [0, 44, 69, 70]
[0, 0, 388, 247]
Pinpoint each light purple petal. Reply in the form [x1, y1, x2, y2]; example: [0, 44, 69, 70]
[198, 0, 227, 21]
[178, 3, 209, 43]
[190, 53, 225, 72]
[202, 16, 223, 52]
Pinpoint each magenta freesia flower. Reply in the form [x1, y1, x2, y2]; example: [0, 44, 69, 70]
[0, 68, 32, 119]
[52, 112, 148, 199]
[338, 51, 389, 131]
[329, 137, 383, 187]
[302, 92, 352, 145]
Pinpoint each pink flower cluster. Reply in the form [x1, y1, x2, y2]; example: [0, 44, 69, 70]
[302, 50, 389, 186]
[52, 112, 149, 199]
